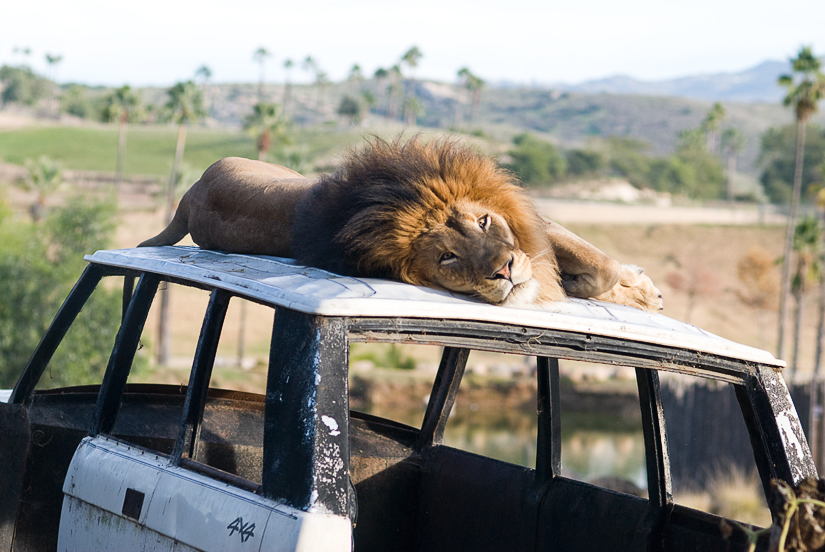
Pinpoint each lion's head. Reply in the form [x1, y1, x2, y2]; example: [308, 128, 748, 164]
[291, 136, 565, 306]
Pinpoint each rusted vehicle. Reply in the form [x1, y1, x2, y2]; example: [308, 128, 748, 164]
[0, 246, 816, 551]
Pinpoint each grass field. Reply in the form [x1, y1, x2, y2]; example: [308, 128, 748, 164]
[0, 124, 260, 176]
[0, 120, 463, 180]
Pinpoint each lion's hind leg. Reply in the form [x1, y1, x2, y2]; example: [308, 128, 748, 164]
[138, 190, 191, 247]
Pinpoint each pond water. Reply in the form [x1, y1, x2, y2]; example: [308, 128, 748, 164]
[363, 404, 647, 490]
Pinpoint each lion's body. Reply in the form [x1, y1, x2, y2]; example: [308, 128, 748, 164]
[140, 138, 662, 311]
[146, 158, 309, 257]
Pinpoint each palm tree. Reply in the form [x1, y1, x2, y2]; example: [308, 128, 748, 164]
[253, 47, 272, 102]
[239, 101, 291, 365]
[195, 65, 212, 117]
[700, 102, 726, 154]
[348, 64, 363, 95]
[401, 46, 422, 77]
[44, 53, 62, 115]
[361, 90, 377, 124]
[720, 127, 745, 201]
[373, 67, 390, 117]
[404, 96, 423, 126]
[12, 47, 31, 65]
[777, 46, 825, 360]
[314, 70, 329, 116]
[244, 102, 291, 161]
[282, 58, 294, 114]
[102, 85, 143, 187]
[156, 80, 206, 366]
[788, 215, 823, 381]
[459, 68, 485, 126]
[387, 65, 403, 120]
[21, 156, 63, 222]
[400, 47, 422, 123]
[302, 56, 317, 79]
[301, 56, 327, 117]
[816, 190, 825, 378]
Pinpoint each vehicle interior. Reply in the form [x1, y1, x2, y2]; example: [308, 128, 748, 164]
[0, 263, 804, 552]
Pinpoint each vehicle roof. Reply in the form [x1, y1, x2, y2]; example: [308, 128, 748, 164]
[87, 246, 784, 369]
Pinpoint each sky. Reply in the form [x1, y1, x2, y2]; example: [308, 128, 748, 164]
[1, 0, 824, 88]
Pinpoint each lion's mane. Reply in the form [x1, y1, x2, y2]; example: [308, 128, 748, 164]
[290, 137, 562, 301]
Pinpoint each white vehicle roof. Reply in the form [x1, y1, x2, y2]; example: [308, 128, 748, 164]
[87, 246, 783, 369]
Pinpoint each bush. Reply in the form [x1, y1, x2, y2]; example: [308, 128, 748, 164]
[60, 85, 98, 119]
[505, 133, 567, 186]
[0, 65, 49, 107]
[602, 137, 652, 188]
[566, 149, 604, 176]
[0, 194, 122, 388]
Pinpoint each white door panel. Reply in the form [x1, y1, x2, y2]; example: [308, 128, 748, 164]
[58, 436, 350, 552]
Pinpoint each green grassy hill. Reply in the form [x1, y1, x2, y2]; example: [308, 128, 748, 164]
[4, 75, 824, 185]
[169, 79, 823, 176]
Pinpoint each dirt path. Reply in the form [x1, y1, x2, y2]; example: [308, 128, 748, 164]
[535, 199, 786, 226]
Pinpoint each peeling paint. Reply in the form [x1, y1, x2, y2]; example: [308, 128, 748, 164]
[776, 412, 807, 481]
[321, 416, 340, 436]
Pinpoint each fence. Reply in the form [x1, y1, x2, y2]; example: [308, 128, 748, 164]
[659, 376, 825, 489]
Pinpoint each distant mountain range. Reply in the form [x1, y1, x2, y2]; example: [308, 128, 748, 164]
[545, 61, 788, 103]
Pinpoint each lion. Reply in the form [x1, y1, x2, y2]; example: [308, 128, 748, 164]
[139, 137, 663, 312]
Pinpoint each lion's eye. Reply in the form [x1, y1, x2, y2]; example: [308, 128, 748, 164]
[439, 252, 457, 264]
[478, 215, 490, 230]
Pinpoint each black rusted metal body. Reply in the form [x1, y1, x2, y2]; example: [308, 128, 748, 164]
[0, 255, 817, 552]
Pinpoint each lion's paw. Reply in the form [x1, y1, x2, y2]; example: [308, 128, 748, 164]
[593, 264, 663, 312]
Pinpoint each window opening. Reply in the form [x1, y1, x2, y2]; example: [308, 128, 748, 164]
[660, 372, 771, 527]
[349, 342, 442, 429]
[109, 280, 211, 456]
[180, 294, 270, 486]
[441, 350, 538, 468]
[34, 275, 125, 391]
[210, 297, 273, 392]
[558, 359, 646, 495]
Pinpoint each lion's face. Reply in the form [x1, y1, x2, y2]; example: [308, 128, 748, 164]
[404, 201, 541, 307]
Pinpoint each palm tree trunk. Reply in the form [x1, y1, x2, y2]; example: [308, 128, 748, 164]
[816, 208, 825, 378]
[791, 291, 804, 382]
[170, 125, 187, 206]
[283, 82, 291, 115]
[778, 119, 807, 360]
[236, 140, 265, 365]
[816, 271, 825, 377]
[470, 89, 481, 126]
[237, 300, 247, 368]
[726, 151, 736, 202]
[115, 117, 127, 188]
[156, 124, 188, 366]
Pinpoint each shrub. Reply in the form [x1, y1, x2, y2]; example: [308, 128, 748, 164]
[505, 133, 567, 186]
[0, 194, 122, 387]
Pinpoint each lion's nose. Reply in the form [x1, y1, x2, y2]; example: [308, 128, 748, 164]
[492, 257, 513, 281]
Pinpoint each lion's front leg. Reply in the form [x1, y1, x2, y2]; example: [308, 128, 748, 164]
[545, 220, 663, 312]
[545, 220, 622, 298]
[594, 265, 664, 312]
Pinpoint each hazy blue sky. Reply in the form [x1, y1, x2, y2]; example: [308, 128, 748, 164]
[2, 0, 823, 87]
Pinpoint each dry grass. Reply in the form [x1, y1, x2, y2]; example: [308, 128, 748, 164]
[676, 465, 772, 528]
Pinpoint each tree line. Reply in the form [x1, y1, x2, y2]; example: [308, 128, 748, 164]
[3, 45, 825, 375]
[503, 103, 738, 202]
